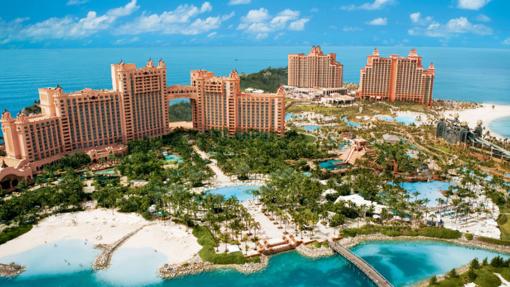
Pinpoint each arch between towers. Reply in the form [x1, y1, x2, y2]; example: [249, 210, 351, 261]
[165, 85, 198, 130]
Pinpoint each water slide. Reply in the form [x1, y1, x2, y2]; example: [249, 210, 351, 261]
[472, 137, 510, 159]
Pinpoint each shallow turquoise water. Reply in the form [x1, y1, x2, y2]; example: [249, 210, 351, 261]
[206, 185, 260, 202]
[319, 159, 344, 170]
[399, 181, 451, 207]
[352, 240, 507, 287]
[1, 240, 507, 287]
[489, 116, 510, 138]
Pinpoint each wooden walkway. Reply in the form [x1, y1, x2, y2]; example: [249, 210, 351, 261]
[328, 240, 393, 287]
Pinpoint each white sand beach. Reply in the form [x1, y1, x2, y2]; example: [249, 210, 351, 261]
[0, 209, 200, 264]
[444, 104, 510, 140]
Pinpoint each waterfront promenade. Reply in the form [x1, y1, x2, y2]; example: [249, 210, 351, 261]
[328, 240, 393, 287]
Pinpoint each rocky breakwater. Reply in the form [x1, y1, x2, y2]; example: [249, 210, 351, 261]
[93, 223, 152, 270]
[296, 242, 334, 258]
[0, 263, 25, 277]
[160, 254, 269, 279]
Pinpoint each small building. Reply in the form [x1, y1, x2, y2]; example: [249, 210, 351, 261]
[334, 194, 387, 215]
[319, 95, 355, 106]
[382, 134, 401, 144]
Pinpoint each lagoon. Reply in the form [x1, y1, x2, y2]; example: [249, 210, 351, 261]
[489, 116, 510, 139]
[1, 240, 508, 287]
[352, 240, 506, 287]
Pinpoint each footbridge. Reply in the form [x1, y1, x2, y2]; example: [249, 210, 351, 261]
[328, 240, 393, 287]
[165, 85, 197, 101]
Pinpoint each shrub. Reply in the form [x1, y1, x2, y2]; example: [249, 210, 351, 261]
[428, 275, 437, 285]
[0, 225, 32, 244]
[192, 226, 259, 265]
[478, 236, 510, 246]
[341, 225, 461, 239]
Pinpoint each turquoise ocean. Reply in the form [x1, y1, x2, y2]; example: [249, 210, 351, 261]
[0, 47, 509, 137]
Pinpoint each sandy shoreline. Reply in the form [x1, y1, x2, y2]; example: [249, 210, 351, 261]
[0, 209, 201, 265]
[444, 103, 510, 140]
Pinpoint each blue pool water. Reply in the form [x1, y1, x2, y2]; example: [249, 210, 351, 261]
[94, 168, 116, 176]
[377, 115, 415, 125]
[284, 113, 294, 121]
[341, 116, 361, 128]
[489, 116, 510, 139]
[303, 125, 320, 132]
[163, 154, 183, 163]
[394, 116, 415, 125]
[399, 181, 451, 207]
[1, 240, 507, 287]
[207, 185, 260, 202]
[319, 159, 344, 170]
[352, 240, 507, 287]
[376, 115, 394, 122]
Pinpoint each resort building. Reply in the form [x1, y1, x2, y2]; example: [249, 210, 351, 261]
[357, 49, 435, 106]
[0, 60, 286, 186]
[190, 70, 286, 135]
[288, 46, 343, 89]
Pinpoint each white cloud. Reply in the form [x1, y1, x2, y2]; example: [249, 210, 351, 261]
[409, 16, 492, 38]
[113, 36, 139, 45]
[66, 0, 89, 6]
[238, 8, 308, 39]
[2, 0, 138, 42]
[409, 12, 433, 25]
[457, 0, 490, 10]
[288, 18, 309, 31]
[410, 12, 420, 24]
[342, 26, 362, 32]
[503, 38, 510, 45]
[228, 0, 251, 5]
[117, 2, 232, 35]
[342, 0, 393, 11]
[367, 17, 387, 26]
[476, 14, 491, 22]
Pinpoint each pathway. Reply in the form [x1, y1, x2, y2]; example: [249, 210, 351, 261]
[192, 145, 232, 185]
[328, 240, 393, 287]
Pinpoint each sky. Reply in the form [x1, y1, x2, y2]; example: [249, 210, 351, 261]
[0, 0, 509, 48]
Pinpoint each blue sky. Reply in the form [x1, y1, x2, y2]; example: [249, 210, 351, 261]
[1, 0, 509, 48]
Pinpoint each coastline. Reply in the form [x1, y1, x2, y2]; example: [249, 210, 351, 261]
[340, 234, 510, 287]
[443, 103, 510, 140]
[0, 209, 201, 269]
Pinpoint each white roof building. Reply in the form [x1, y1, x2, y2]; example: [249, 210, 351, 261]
[334, 194, 387, 214]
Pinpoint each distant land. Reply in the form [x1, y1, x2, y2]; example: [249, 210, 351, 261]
[239, 67, 287, 93]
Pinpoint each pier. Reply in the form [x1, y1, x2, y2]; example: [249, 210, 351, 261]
[328, 240, 393, 287]
[93, 224, 152, 270]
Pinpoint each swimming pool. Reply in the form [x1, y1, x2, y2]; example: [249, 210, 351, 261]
[399, 181, 451, 207]
[303, 125, 320, 132]
[319, 159, 344, 171]
[206, 185, 260, 202]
